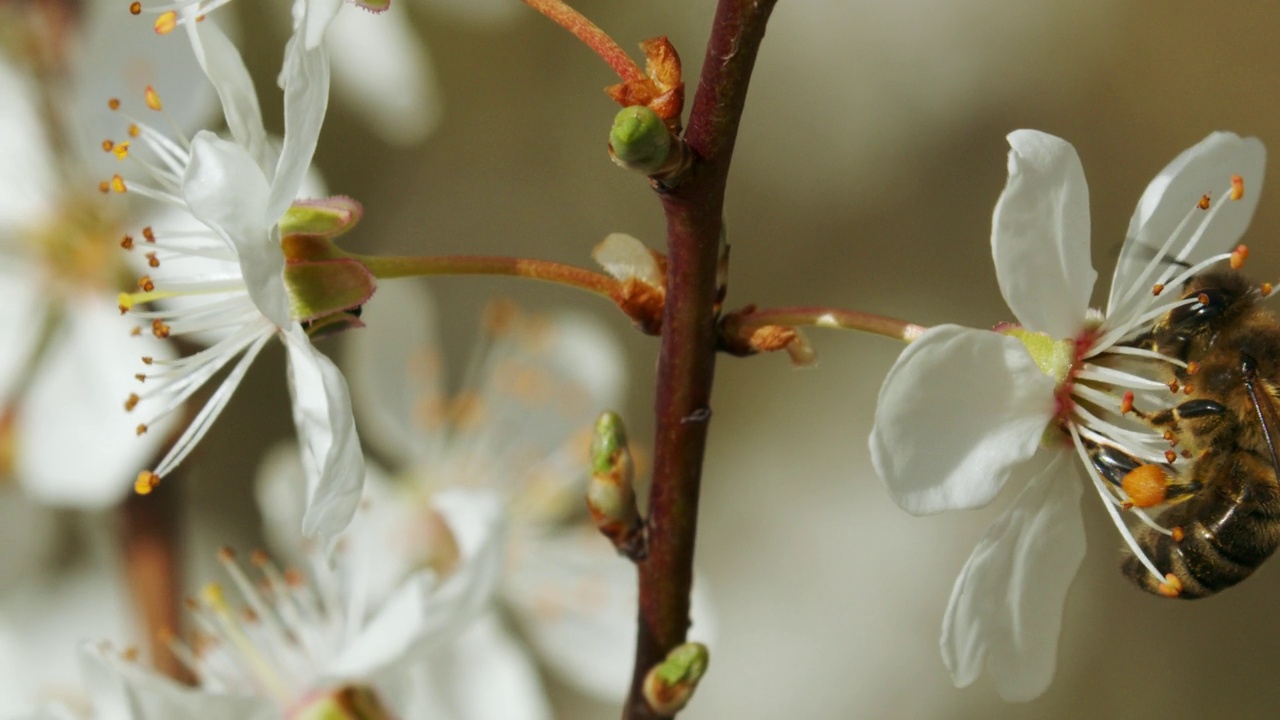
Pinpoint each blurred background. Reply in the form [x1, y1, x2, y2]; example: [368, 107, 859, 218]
[10, 0, 1280, 718]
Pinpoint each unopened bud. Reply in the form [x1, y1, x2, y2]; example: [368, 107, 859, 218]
[643, 642, 709, 716]
[587, 411, 643, 555]
[290, 684, 395, 720]
[610, 106, 672, 175]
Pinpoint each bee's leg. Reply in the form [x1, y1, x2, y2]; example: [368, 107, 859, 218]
[1140, 398, 1228, 428]
[1088, 443, 1143, 487]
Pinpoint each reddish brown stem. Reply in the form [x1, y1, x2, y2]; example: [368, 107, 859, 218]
[121, 480, 190, 682]
[522, 0, 645, 83]
[624, 1, 778, 718]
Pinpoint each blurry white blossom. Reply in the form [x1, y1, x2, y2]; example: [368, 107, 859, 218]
[869, 130, 1264, 700]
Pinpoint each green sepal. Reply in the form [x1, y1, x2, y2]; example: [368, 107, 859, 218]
[280, 196, 364, 239]
[352, 0, 391, 11]
[284, 258, 377, 323]
[1002, 328, 1074, 384]
[654, 642, 709, 686]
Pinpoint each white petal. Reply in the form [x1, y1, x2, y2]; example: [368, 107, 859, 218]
[0, 60, 56, 236]
[503, 525, 716, 701]
[0, 263, 49, 407]
[326, 3, 443, 146]
[869, 325, 1056, 515]
[941, 451, 1085, 702]
[412, 613, 552, 720]
[79, 642, 274, 720]
[346, 279, 444, 466]
[302, 0, 345, 49]
[268, 32, 331, 221]
[328, 489, 507, 677]
[284, 327, 366, 540]
[16, 296, 176, 507]
[1107, 132, 1267, 315]
[185, 21, 272, 170]
[592, 233, 664, 288]
[992, 130, 1096, 338]
[185, 131, 291, 327]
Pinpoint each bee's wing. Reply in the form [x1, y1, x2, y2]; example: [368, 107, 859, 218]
[1242, 354, 1280, 482]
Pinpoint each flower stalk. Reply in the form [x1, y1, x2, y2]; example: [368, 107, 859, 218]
[520, 0, 645, 83]
[719, 304, 929, 356]
[625, 1, 778, 718]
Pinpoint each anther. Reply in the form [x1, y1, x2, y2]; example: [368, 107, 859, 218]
[1162, 430, 1176, 443]
[117, 293, 132, 314]
[250, 549, 269, 566]
[146, 252, 159, 268]
[120, 234, 134, 250]
[1168, 380, 1180, 393]
[1171, 526, 1185, 543]
[110, 175, 126, 193]
[1120, 391, 1135, 414]
[1231, 245, 1249, 270]
[112, 142, 130, 161]
[129, 326, 141, 336]
[1152, 283, 1165, 296]
[1197, 293, 1210, 306]
[1263, 283, 1275, 298]
[134, 470, 160, 495]
[154, 11, 177, 34]
[142, 356, 153, 365]
[129, 2, 141, 15]
[138, 275, 155, 292]
[142, 226, 155, 243]
[136, 423, 148, 436]
[1157, 573, 1183, 598]
[1180, 449, 1192, 458]
[134, 373, 146, 382]
[1231, 174, 1245, 201]
[125, 393, 140, 411]
[102, 140, 114, 152]
[108, 98, 120, 111]
[128, 124, 139, 138]
[217, 546, 235, 562]
[145, 86, 162, 112]
[1164, 449, 1178, 464]
[1183, 384, 1194, 395]
[1186, 361, 1201, 375]
[1198, 194, 1211, 210]
[151, 319, 170, 338]
[98, 180, 110, 194]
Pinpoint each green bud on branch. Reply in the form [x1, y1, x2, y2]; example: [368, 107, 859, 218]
[642, 642, 710, 716]
[587, 410, 646, 559]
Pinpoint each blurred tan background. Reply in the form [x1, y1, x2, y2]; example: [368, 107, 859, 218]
[191, 2, 1280, 718]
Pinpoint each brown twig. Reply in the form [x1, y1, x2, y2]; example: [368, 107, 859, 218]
[624, 1, 779, 718]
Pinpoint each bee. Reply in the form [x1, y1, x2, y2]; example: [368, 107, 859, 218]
[1091, 269, 1280, 598]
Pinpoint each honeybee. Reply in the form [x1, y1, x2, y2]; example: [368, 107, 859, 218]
[1092, 269, 1280, 598]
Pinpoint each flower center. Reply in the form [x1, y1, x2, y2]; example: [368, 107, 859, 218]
[1001, 327, 1075, 384]
[26, 194, 126, 292]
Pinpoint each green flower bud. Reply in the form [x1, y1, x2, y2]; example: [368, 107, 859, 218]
[609, 106, 672, 175]
[643, 642, 710, 715]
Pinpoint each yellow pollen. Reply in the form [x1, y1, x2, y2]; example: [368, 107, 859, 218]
[1231, 174, 1245, 201]
[144, 86, 162, 111]
[1197, 194, 1211, 210]
[110, 175, 127, 193]
[125, 393, 139, 411]
[136, 423, 148, 436]
[138, 275, 155, 292]
[151, 319, 170, 338]
[133, 468, 158, 489]
[112, 142, 130, 161]
[128, 124, 140, 138]
[117, 293, 133, 314]
[102, 139, 114, 152]
[120, 234, 134, 249]
[146, 252, 159, 268]
[108, 97, 121, 111]
[1231, 245, 1249, 270]
[1121, 465, 1168, 508]
[154, 11, 177, 34]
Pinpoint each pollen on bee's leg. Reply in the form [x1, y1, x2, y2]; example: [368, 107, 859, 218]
[135, 470, 160, 495]
[1122, 464, 1168, 508]
[1231, 174, 1245, 201]
[1157, 573, 1183, 598]
[1231, 245, 1249, 270]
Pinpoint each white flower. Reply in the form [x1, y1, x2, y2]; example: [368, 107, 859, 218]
[869, 130, 1265, 701]
[290, 280, 713, 701]
[108, 19, 366, 541]
[53, 488, 511, 719]
[0, 0, 226, 507]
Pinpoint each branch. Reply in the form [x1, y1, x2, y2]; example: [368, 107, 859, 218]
[625, 1, 779, 718]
